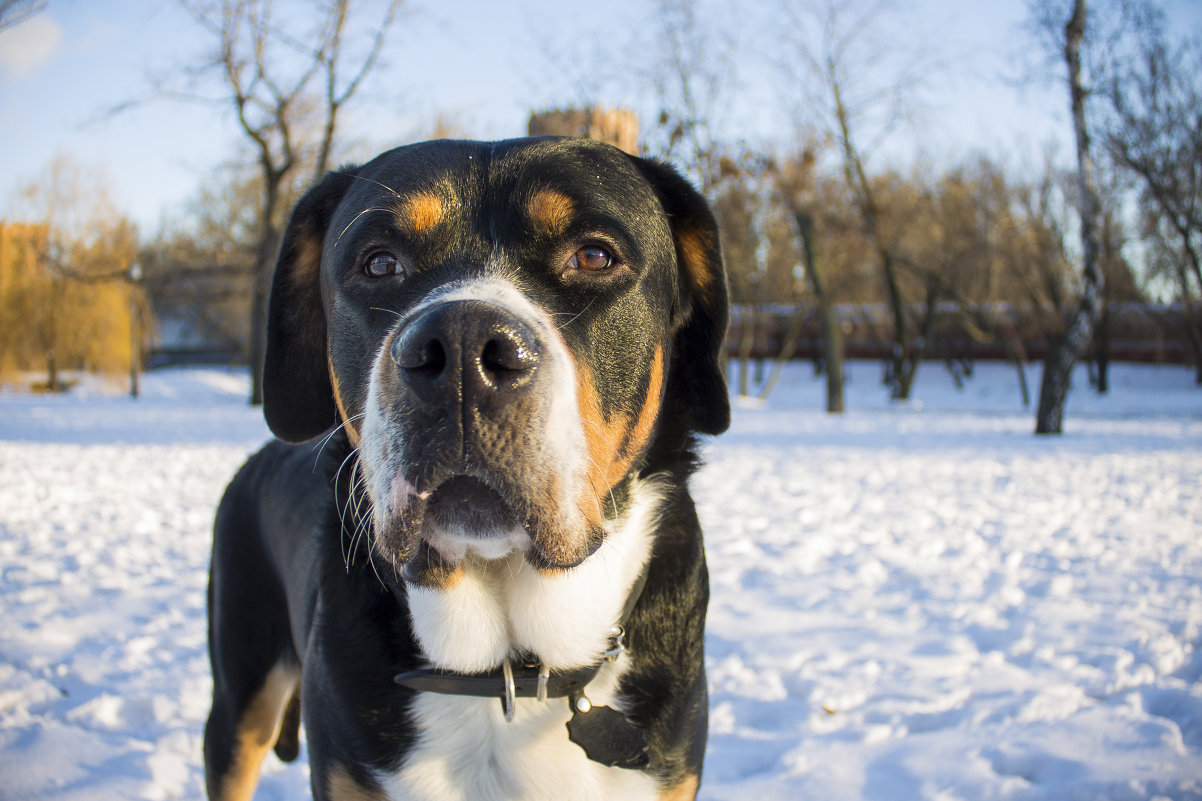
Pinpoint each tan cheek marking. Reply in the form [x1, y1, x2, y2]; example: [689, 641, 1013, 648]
[677, 227, 717, 299]
[527, 189, 575, 236]
[574, 361, 617, 529]
[660, 773, 700, 801]
[621, 345, 664, 464]
[329, 364, 360, 445]
[393, 192, 444, 234]
[575, 347, 664, 499]
[326, 762, 387, 801]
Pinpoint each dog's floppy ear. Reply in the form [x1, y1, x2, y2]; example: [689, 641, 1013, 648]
[629, 156, 730, 435]
[263, 168, 357, 443]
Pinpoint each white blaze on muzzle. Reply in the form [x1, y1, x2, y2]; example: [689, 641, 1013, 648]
[359, 277, 592, 570]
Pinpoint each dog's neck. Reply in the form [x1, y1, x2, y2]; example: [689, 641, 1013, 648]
[386, 478, 663, 775]
[398, 476, 663, 674]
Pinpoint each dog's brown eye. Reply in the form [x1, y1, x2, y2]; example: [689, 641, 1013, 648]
[365, 253, 404, 279]
[566, 246, 613, 273]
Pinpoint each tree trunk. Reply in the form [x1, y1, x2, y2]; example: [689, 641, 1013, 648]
[794, 210, 844, 413]
[821, 301, 845, 413]
[248, 174, 284, 407]
[247, 258, 270, 407]
[1015, 359, 1031, 408]
[830, 71, 908, 401]
[757, 306, 806, 400]
[880, 248, 912, 400]
[736, 307, 756, 397]
[129, 290, 141, 399]
[45, 350, 58, 393]
[1174, 271, 1202, 384]
[1177, 277, 1202, 386]
[895, 278, 939, 401]
[1095, 303, 1110, 395]
[1036, 0, 1105, 435]
[1003, 335, 1031, 408]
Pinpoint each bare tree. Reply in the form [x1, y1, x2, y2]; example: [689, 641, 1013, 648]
[176, 0, 404, 405]
[774, 150, 845, 412]
[646, 0, 740, 192]
[1030, 0, 1106, 434]
[1101, 0, 1202, 383]
[776, 0, 935, 400]
[141, 164, 264, 361]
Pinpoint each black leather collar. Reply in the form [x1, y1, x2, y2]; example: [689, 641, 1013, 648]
[393, 659, 600, 703]
[393, 637, 616, 716]
[388, 563, 652, 769]
[393, 637, 649, 769]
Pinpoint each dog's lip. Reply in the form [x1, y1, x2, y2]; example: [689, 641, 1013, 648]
[385, 471, 428, 503]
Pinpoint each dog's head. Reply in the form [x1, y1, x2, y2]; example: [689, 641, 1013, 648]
[264, 137, 727, 581]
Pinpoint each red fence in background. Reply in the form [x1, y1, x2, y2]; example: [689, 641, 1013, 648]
[726, 302, 1195, 364]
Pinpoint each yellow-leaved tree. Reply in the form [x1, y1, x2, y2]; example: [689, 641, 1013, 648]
[0, 156, 144, 392]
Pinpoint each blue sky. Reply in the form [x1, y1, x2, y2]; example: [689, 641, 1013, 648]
[1, 0, 1199, 231]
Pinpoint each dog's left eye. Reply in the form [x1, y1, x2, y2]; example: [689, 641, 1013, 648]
[565, 246, 613, 273]
[365, 253, 405, 279]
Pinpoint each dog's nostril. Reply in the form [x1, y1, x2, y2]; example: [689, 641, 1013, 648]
[393, 332, 447, 375]
[481, 334, 537, 376]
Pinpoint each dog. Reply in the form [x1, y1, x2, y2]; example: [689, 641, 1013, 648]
[204, 136, 729, 801]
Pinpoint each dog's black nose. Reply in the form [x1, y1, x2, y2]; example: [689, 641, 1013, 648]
[391, 300, 542, 411]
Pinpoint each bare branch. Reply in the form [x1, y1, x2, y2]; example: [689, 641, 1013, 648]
[333, 0, 403, 107]
[0, 0, 47, 31]
[164, 0, 408, 403]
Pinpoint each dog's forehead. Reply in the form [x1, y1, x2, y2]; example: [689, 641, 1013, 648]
[334, 138, 664, 236]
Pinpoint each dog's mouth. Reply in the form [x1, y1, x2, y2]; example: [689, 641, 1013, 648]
[371, 470, 533, 584]
[369, 458, 605, 585]
[423, 475, 520, 537]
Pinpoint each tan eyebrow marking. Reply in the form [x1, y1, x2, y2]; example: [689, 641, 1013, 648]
[527, 189, 576, 236]
[393, 192, 445, 234]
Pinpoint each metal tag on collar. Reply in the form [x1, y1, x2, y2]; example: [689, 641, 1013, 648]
[565, 690, 650, 769]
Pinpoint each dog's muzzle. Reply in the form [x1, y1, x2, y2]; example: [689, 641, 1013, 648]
[361, 291, 604, 577]
[390, 299, 546, 541]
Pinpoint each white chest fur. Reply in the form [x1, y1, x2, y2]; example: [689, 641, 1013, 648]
[380, 480, 666, 801]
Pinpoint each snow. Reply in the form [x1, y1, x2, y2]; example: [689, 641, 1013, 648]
[1, 360, 1200, 800]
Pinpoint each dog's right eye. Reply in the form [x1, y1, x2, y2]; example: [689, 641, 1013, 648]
[365, 253, 404, 279]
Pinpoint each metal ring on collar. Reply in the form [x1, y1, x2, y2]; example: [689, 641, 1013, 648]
[502, 657, 516, 722]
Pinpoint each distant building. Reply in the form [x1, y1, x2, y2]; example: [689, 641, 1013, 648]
[528, 107, 639, 155]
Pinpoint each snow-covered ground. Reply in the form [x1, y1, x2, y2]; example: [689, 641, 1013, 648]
[1, 360, 1200, 800]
